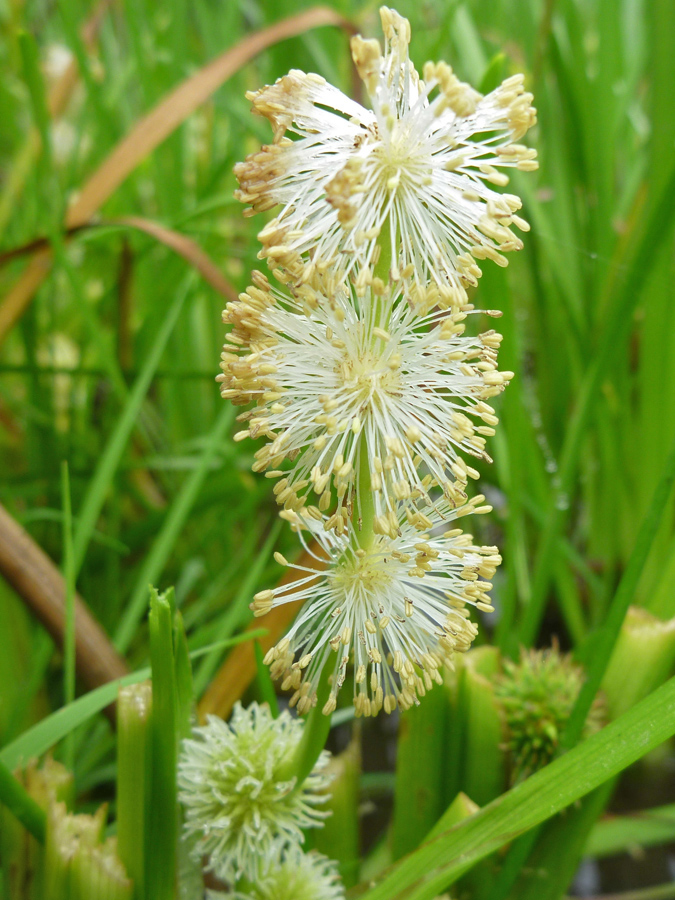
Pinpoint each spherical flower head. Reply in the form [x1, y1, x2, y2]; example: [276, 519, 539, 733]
[235, 851, 345, 900]
[219, 270, 511, 535]
[494, 645, 605, 782]
[235, 6, 537, 306]
[256, 498, 501, 718]
[177, 703, 332, 883]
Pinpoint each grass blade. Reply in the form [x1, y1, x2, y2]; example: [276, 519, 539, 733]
[0, 759, 47, 843]
[561, 432, 675, 751]
[72, 274, 193, 579]
[516, 159, 675, 650]
[0, 632, 264, 770]
[114, 402, 235, 652]
[359, 673, 675, 900]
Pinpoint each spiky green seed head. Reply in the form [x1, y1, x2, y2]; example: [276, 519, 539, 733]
[494, 645, 604, 782]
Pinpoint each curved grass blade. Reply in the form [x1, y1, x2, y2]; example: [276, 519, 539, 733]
[358, 674, 675, 900]
[114, 403, 236, 653]
[71, 273, 193, 579]
[516, 159, 675, 650]
[0, 631, 266, 771]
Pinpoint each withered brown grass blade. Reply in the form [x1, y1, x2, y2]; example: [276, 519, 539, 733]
[110, 217, 239, 302]
[0, 217, 237, 301]
[0, 6, 352, 344]
[0, 503, 128, 715]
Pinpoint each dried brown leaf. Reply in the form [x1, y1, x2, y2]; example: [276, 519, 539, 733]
[0, 217, 237, 301]
[0, 6, 352, 344]
[111, 216, 239, 301]
[0, 503, 128, 712]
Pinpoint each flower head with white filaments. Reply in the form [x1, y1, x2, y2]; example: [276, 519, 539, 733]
[219, 270, 511, 535]
[177, 703, 332, 883]
[235, 7, 537, 308]
[234, 851, 345, 900]
[254, 497, 501, 718]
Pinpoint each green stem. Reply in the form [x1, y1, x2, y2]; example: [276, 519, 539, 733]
[147, 587, 178, 900]
[117, 682, 152, 900]
[284, 666, 332, 788]
[356, 440, 377, 549]
[61, 461, 76, 772]
[355, 222, 394, 550]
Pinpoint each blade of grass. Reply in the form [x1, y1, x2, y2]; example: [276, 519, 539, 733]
[391, 682, 448, 859]
[72, 272, 193, 580]
[114, 403, 235, 652]
[0, 0, 113, 239]
[192, 517, 282, 694]
[116, 682, 152, 900]
[253, 641, 279, 717]
[358, 673, 675, 900]
[0, 7, 351, 345]
[515, 159, 675, 651]
[0, 631, 266, 770]
[0, 759, 47, 844]
[146, 587, 178, 900]
[60, 462, 76, 772]
[561, 430, 675, 751]
[585, 803, 675, 858]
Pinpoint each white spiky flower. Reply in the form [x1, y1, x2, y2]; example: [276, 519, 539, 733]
[254, 497, 500, 718]
[219, 270, 511, 535]
[234, 851, 345, 900]
[235, 6, 537, 308]
[178, 703, 332, 883]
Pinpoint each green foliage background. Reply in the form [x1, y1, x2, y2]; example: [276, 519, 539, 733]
[1, 0, 675, 896]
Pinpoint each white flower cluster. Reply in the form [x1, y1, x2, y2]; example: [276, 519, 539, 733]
[179, 703, 341, 896]
[221, 7, 537, 717]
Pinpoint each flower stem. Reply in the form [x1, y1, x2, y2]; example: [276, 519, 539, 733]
[356, 441, 376, 549]
[284, 665, 332, 787]
[355, 222, 394, 550]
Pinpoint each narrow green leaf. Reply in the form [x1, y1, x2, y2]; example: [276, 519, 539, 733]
[60, 461, 76, 772]
[507, 782, 613, 900]
[117, 682, 152, 900]
[283, 666, 332, 788]
[0, 632, 264, 771]
[173, 611, 194, 743]
[114, 402, 235, 652]
[457, 647, 505, 808]
[516, 159, 675, 650]
[562, 432, 675, 751]
[314, 738, 361, 887]
[254, 641, 279, 718]
[72, 275, 193, 580]
[392, 680, 447, 859]
[193, 517, 282, 694]
[585, 802, 675, 858]
[359, 674, 675, 900]
[17, 31, 52, 163]
[146, 587, 178, 900]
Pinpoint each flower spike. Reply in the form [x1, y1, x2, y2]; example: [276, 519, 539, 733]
[235, 7, 537, 306]
[178, 703, 332, 882]
[218, 270, 511, 532]
[255, 498, 501, 717]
